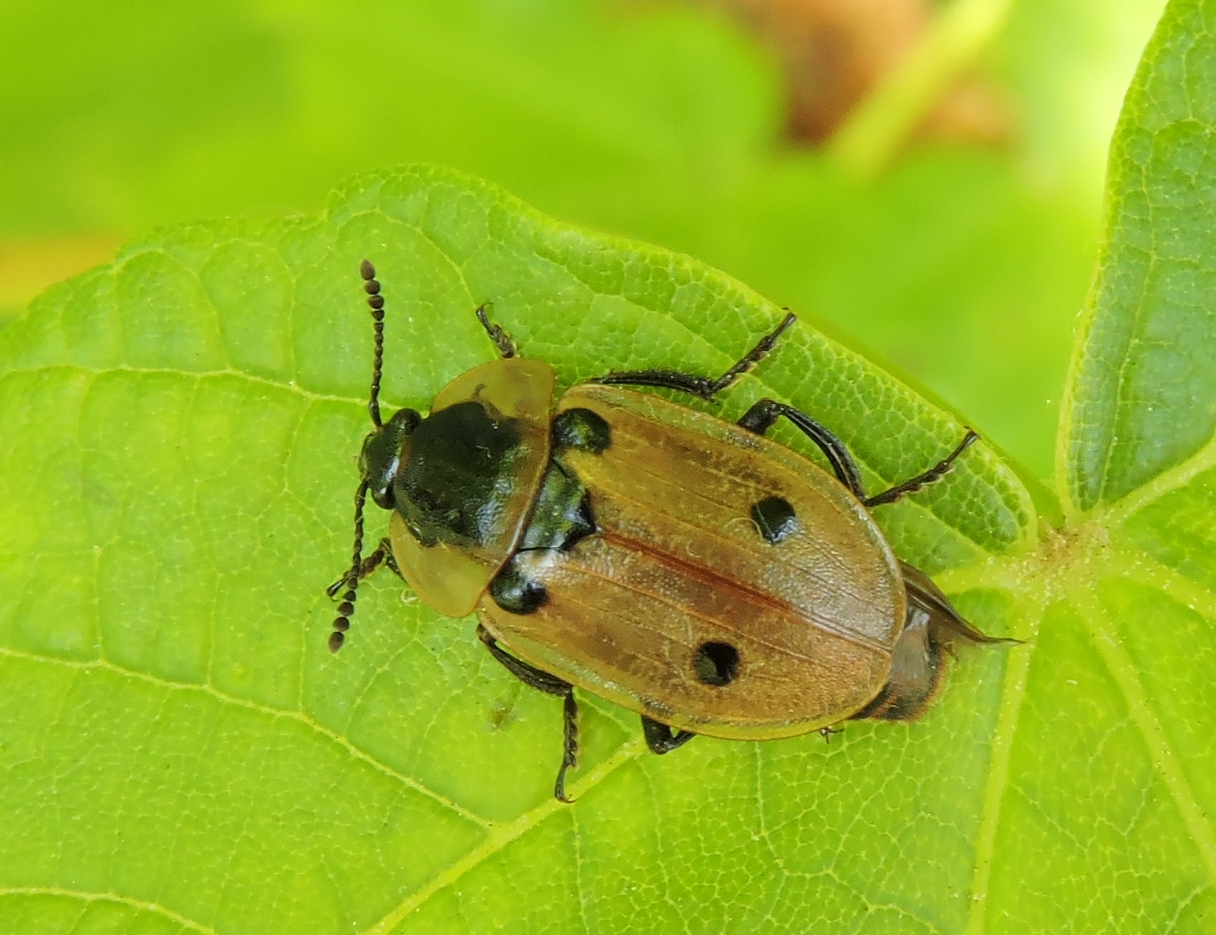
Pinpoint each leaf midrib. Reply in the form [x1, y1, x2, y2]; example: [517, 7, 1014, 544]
[945, 483, 1216, 929]
[964, 597, 1039, 935]
[1097, 432, 1216, 529]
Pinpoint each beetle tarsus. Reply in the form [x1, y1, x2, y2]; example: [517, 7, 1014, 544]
[477, 625, 584, 802]
[325, 574, 352, 600]
[641, 716, 696, 755]
[326, 539, 395, 599]
[593, 311, 797, 401]
[475, 304, 517, 359]
[863, 429, 980, 508]
[818, 725, 843, 743]
[555, 691, 580, 803]
[711, 310, 796, 393]
[327, 479, 372, 649]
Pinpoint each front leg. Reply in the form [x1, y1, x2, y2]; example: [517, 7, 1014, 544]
[474, 305, 517, 359]
[326, 535, 400, 652]
[325, 536, 401, 599]
[477, 625, 581, 802]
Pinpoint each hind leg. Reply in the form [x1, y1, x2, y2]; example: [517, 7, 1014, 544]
[641, 717, 696, 754]
[477, 625, 581, 802]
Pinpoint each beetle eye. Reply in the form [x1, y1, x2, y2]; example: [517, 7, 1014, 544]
[359, 408, 421, 509]
[693, 641, 740, 686]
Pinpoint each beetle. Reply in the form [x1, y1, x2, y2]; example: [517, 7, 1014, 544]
[328, 260, 1006, 801]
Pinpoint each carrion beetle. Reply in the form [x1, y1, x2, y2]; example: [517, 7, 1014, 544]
[329, 260, 1008, 801]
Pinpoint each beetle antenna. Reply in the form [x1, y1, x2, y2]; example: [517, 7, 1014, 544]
[330, 479, 370, 652]
[361, 259, 385, 428]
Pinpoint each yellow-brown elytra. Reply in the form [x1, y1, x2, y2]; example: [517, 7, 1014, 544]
[329, 260, 1010, 802]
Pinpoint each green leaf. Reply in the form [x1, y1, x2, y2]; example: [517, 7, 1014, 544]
[0, 2, 1213, 932]
[948, 0, 1216, 931]
[1062, 0, 1216, 512]
[0, 165, 1033, 933]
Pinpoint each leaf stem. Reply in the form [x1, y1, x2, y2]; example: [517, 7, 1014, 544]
[828, 0, 1013, 177]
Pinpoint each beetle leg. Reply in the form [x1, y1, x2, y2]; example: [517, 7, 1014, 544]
[325, 538, 399, 599]
[376, 538, 404, 581]
[324, 538, 404, 651]
[862, 430, 979, 508]
[474, 304, 517, 359]
[476, 625, 582, 802]
[736, 399, 867, 498]
[556, 692, 580, 803]
[640, 716, 696, 755]
[477, 624, 573, 694]
[592, 312, 797, 401]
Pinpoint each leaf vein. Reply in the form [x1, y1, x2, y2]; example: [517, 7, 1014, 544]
[360, 741, 645, 935]
[0, 886, 218, 935]
[0, 646, 492, 830]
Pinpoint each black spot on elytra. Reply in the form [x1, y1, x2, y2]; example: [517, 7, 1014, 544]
[751, 495, 797, 544]
[693, 641, 740, 686]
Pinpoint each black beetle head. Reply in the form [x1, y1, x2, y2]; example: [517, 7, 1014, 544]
[358, 407, 421, 510]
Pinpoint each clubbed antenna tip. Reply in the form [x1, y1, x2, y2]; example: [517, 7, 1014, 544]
[329, 479, 370, 652]
[361, 260, 385, 427]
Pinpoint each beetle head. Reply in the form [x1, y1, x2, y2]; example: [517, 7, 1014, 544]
[359, 407, 421, 511]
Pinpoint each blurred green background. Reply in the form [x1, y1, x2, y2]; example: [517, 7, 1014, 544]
[0, 0, 1168, 482]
